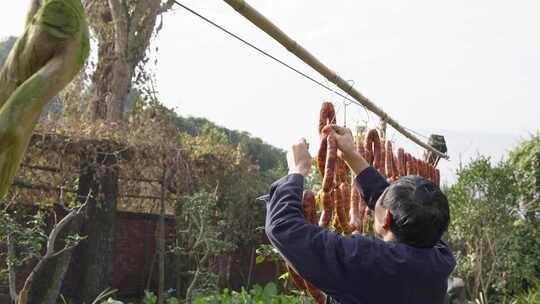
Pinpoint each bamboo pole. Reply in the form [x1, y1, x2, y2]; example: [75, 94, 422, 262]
[222, 0, 449, 160]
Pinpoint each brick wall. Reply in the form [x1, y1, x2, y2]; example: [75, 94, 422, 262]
[1, 211, 279, 299]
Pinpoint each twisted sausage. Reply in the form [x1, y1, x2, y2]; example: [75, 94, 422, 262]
[397, 148, 406, 177]
[287, 190, 317, 293]
[316, 135, 327, 177]
[364, 129, 381, 167]
[418, 160, 425, 177]
[302, 190, 317, 225]
[336, 157, 349, 185]
[305, 283, 326, 304]
[386, 141, 399, 180]
[335, 182, 352, 234]
[379, 141, 387, 177]
[318, 190, 334, 228]
[322, 134, 337, 192]
[422, 161, 428, 178]
[287, 264, 307, 291]
[392, 154, 400, 180]
[342, 182, 351, 224]
[349, 177, 362, 233]
[405, 153, 413, 175]
[349, 141, 364, 233]
[319, 102, 336, 135]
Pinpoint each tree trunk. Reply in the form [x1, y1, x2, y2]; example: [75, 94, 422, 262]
[77, 150, 119, 303]
[85, 0, 173, 122]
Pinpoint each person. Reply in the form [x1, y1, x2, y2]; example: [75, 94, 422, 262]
[263, 125, 455, 304]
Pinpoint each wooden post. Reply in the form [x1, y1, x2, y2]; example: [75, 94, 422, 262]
[157, 166, 167, 304]
[78, 148, 119, 303]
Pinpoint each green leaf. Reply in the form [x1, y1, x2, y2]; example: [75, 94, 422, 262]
[255, 255, 265, 264]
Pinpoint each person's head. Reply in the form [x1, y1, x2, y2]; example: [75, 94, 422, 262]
[373, 176, 450, 248]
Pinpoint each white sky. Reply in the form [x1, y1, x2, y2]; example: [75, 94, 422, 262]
[1, 1, 539, 184]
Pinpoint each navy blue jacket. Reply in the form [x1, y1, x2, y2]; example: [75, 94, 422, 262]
[264, 167, 455, 304]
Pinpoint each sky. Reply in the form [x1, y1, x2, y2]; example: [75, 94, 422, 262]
[1, 1, 539, 184]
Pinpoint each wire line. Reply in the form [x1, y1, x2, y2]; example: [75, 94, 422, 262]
[172, 1, 434, 146]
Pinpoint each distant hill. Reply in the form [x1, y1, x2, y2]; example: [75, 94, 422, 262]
[176, 116, 287, 174]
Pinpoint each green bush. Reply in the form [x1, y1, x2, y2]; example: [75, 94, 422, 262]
[193, 283, 316, 304]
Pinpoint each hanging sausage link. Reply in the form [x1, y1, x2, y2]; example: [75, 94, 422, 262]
[318, 190, 334, 228]
[286, 189, 317, 292]
[319, 102, 336, 135]
[322, 133, 337, 192]
[349, 141, 364, 233]
[397, 148, 406, 177]
[336, 182, 353, 234]
[302, 190, 317, 225]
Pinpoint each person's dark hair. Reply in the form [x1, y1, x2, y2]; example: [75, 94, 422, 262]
[380, 176, 450, 248]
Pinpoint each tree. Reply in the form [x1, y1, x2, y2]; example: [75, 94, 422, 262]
[0, 0, 90, 294]
[508, 133, 540, 220]
[446, 157, 519, 301]
[84, 0, 175, 121]
[504, 134, 540, 296]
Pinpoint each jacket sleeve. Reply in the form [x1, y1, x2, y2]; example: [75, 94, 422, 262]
[354, 166, 390, 210]
[264, 174, 380, 296]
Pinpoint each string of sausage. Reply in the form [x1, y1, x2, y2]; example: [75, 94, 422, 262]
[318, 103, 338, 234]
[348, 142, 364, 234]
[317, 102, 336, 177]
[286, 190, 325, 304]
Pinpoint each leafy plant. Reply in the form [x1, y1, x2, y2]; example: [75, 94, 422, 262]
[193, 283, 316, 304]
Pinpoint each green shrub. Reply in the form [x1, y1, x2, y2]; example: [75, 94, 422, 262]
[193, 283, 316, 304]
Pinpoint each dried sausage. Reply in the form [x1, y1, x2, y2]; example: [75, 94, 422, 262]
[392, 154, 400, 180]
[322, 134, 337, 192]
[349, 176, 362, 233]
[305, 283, 326, 304]
[316, 135, 327, 177]
[364, 129, 381, 168]
[386, 141, 400, 180]
[405, 153, 413, 175]
[341, 182, 351, 223]
[318, 190, 334, 228]
[286, 264, 306, 291]
[335, 182, 352, 234]
[397, 148, 406, 176]
[336, 157, 349, 185]
[319, 102, 336, 135]
[302, 190, 317, 225]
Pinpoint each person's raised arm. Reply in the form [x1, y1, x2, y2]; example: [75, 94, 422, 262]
[330, 125, 390, 209]
[264, 138, 379, 298]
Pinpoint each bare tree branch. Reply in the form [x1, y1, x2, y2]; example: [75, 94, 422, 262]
[7, 233, 18, 303]
[45, 190, 92, 258]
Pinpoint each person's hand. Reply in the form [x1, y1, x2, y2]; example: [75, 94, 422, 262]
[325, 125, 369, 176]
[287, 138, 311, 176]
[327, 125, 356, 161]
